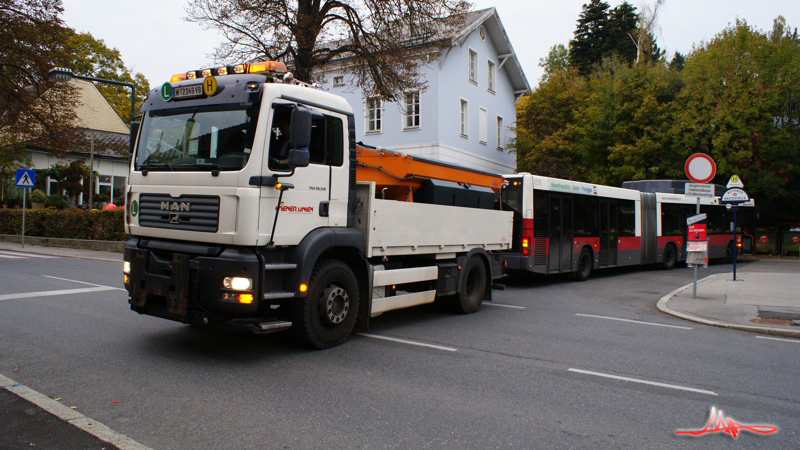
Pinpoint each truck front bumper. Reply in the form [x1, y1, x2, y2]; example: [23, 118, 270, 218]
[124, 238, 290, 332]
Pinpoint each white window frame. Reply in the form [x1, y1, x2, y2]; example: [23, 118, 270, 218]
[402, 91, 420, 130]
[487, 60, 496, 93]
[496, 115, 504, 150]
[468, 49, 477, 84]
[479, 107, 488, 144]
[459, 99, 469, 137]
[333, 75, 344, 87]
[365, 97, 382, 133]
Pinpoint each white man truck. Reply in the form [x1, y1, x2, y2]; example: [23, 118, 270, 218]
[123, 61, 512, 348]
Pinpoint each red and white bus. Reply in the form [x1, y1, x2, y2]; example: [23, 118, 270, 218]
[499, 173, 755, 280]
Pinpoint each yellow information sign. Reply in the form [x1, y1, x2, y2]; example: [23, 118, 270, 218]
[203, 76, 218, 96]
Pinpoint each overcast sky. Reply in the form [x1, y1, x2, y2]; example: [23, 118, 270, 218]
[61, 0, 797, 89]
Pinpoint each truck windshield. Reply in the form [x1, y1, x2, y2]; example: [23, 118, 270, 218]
[135, 104, 260, 172]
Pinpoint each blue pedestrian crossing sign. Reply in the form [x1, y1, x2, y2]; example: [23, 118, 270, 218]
[15, 169, 35, 188]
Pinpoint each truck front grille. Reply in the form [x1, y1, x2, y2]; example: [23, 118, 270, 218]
[139, 194, 220, 233]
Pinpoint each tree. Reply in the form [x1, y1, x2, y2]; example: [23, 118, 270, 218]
[66, 30, 150, 125]
[185, 0, 471, 100]
[0, 0, 78, 157]
[675, 17, 800, 224]
[568, 0, 611, 75]
[631, 0, 665, 64]
[539, 44, 569, 82]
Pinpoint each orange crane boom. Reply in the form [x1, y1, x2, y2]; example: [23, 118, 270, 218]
[355, 145, 504, 202]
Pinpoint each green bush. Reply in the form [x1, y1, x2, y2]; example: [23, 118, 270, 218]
[30, 189, 47, 203]
[0, 209, 125, 241]
[45, 194, 68, 209]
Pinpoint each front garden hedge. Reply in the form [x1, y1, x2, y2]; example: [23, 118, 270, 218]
[0, 209, 124, 241]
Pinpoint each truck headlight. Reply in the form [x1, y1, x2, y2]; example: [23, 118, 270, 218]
[123, 261, 131, 274]
[223, 277, 253, 291]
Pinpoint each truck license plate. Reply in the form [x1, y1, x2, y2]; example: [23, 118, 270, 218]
[173, 84, 203, 99]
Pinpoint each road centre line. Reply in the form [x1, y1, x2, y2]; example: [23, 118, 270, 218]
[358, 333, 458, 352]
[575, 313, 692, 330]
[756, 336, 800, 344]
[42, 275, 126, 290]
[0, 287, 118, 302]
[568, 368, 718, 396]
[483, 302, 526, 309]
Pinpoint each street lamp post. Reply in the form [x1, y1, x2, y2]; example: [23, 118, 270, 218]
[48, 68, 136, 208]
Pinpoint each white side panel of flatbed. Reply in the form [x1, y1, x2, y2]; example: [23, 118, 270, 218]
[354, 183, 512, 258]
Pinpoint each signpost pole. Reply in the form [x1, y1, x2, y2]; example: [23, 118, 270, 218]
[22, 188, 26, 248]
[733, 205, 738, 281]
[693, 197, 699, 298]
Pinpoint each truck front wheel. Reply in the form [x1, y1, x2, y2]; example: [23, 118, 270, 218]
[292, 259, 359, 349]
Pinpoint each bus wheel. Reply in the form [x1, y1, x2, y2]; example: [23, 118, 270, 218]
[292, 259, 359, 349]
[575, 249, 593, 281]
[452, 256, 487, 314]
[661, 244, 677, 270]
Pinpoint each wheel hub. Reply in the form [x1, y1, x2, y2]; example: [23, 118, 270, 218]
[322, 285, 349, 325]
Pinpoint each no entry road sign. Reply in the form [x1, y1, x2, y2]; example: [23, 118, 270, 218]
[685, 154, 716, 184]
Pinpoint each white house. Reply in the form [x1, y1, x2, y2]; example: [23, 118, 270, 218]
[24, 79, 130, 206]
[318, 7, 529, 174]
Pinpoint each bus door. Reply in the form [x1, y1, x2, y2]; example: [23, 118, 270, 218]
[548, 196, 573, 272]
[600, 200, 618, 266]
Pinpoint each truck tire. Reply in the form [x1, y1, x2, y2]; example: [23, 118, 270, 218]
[452, 256, 487, 314]
[661, 244, 677, 270]
[292, 259, 359, 349]
[574, 249, 592, 281]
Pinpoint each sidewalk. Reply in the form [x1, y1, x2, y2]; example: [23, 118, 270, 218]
[658, 258, 800, 338]
[0, 240, 122, 263]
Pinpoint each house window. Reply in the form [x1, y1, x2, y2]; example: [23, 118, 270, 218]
[468, 49, 477, 83]
[459, 99, 468, 137]
[403, 91, 420, 129]
[333, 75, 344, 87]
[479, 107, 488, 144]
[366, 97, 382, 133]
[479, 26, 486, 42]
[496, 116, 504, 149]
[488, 60, 496, 93]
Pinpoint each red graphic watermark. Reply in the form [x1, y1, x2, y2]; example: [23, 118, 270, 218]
[676, 407, 778, 438]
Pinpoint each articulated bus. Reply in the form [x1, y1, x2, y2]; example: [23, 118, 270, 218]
[499, 173, 755, 280]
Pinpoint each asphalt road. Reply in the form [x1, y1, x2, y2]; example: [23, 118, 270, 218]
[0, 251, 797, 449]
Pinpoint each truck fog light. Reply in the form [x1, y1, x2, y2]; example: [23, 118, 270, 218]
[123, 261, 131, 274]
[223, 277, 253, 291]
[238, 294, 254, 304]
[124, 274, 129, 285]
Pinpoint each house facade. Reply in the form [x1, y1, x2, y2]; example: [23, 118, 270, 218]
[318, 8, 529, 175]
[13, 79, 130, 207]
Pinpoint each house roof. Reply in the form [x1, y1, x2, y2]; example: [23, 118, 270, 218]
[450, 8, 530, 94]
[71, 79, 130, 134]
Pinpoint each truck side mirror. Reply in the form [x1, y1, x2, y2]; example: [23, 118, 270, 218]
[289, 108, 311, 150]
[287, 148, 310, 168]
[129, 121, 140, 153]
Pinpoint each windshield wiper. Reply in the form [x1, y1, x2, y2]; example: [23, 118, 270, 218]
[139, 162, 174, 175]
[172, 162, 223, 176]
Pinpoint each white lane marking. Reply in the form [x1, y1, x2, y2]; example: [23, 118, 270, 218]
[0, 254, 25, 259]
[0, 374, 151, 450]
[568, 368, 717, 396]
[576, 313, 692, 330]
[358, 333, 458, 352]
[0, 287, 118, 302]
[42, 275, 126, 291]
[0, 250, 58, 259]
[756, 336, 800, 344]
[483, 302, 526, 309]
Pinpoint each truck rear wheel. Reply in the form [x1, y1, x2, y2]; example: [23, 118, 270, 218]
[452, 256, 487, 314]
[292, 259, 359, 349]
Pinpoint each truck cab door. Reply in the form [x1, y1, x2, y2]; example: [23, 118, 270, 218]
[262, 104, 347, 245]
